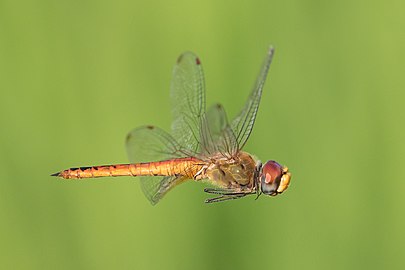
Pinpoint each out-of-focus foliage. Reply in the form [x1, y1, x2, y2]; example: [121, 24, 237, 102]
[1, 0, 404, 269]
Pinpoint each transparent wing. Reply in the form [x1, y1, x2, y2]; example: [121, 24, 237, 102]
[170, 52, 206, 155]
[141, 176, 187, 205]
[126, 125, 185, 162]
[200, 103, 238, 158]
[231, 47, 275, 150]
[126, 125, 189, 205]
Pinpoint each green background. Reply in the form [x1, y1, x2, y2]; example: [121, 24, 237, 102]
[1, 0, 404, 269]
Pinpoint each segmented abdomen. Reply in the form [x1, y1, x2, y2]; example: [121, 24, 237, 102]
[54, 157, 203, 179]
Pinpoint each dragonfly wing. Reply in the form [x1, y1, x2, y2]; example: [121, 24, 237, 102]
[170, 52, 206, 155]
[126, 125, 188, 205]
[200, 103, 238, 158]
[139, 176, 188, 205]
[126, 125, 184, 162]
[231, 47, 275, 150]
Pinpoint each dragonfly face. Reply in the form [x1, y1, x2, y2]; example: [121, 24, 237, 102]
[260, 161, 291, 196]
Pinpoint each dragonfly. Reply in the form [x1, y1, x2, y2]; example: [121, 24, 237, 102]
[52, 47, 291, 205]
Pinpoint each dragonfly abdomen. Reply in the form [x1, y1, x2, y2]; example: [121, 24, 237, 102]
[52, 157, 202, 179]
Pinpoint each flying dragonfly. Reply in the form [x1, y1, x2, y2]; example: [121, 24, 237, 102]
[52, 47, 291, 205]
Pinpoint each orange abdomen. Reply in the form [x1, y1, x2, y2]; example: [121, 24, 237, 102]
[53, 157, 203, 179]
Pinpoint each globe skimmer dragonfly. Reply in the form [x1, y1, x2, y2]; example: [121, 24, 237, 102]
[52, 47, 291, 205]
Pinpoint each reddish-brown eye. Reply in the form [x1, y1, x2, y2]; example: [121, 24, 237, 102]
[260, 160, 290, 196]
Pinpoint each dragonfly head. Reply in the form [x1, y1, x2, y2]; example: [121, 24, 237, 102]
[260, 161, 291, 196]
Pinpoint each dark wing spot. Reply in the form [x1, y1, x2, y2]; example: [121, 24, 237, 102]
[196, 57, 201, 65]
[70, 167, 78, 171]
[177, 54, 183, 64]
[147, 125, 155, 130]
[80, 166, 91, 171]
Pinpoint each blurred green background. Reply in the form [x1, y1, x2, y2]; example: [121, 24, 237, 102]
[1, 0, 404, 269]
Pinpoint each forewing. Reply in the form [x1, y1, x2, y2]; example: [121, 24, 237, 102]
[231, 47, 275, 150]
[126, 125, 187, 205]
[170, 52, 206, 155]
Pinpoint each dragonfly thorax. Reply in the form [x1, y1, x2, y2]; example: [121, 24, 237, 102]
[204, 152, 257, 189]
[260, 161, 291, 196]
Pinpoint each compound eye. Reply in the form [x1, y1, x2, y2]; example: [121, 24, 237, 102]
[261, 161, 283, 196]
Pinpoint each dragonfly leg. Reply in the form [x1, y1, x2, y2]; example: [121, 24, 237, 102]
[204, 194, 248, 203]
[204, 187, 248, 195]
[204, 189, 257, 203]
[204, 188, 241, 195]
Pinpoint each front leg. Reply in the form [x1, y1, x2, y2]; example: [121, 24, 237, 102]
[204, 187, 255, 203]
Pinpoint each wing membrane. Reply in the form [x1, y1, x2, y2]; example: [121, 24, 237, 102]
[170, 52, 206, 155]
[200, 103, 238, 158]
[231, 47, 275, 149]
[126, 125, 187, 205]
